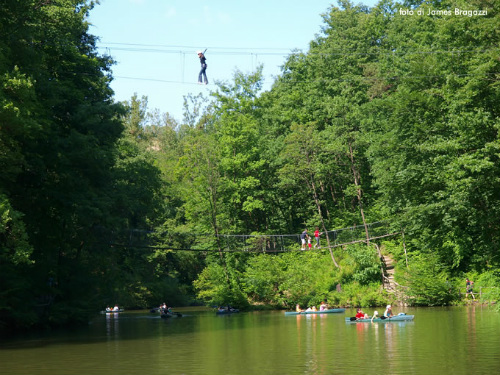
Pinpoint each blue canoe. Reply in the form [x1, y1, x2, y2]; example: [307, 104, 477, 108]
[285, 308, 345, 316]
[101, 309, 124, 314]
[345, 314, 414, 323]
[216, 308, 240, 315]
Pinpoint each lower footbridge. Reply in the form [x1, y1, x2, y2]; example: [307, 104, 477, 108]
[120, 221, 399, 253]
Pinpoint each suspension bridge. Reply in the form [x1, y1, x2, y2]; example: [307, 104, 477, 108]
[108, 221, 400, 253]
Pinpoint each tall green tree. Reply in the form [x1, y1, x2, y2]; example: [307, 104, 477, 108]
[0, 0, 135, 328]
[366, 0, 500, 270]
[212, 67, 271, 233]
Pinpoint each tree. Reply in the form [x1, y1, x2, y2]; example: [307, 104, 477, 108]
[0, 0, 130, 328]
[0, 195, 35, 330]
[366, 0, 500, 270]
[212, 67, 271, 233]
[279, 122, 340, 267]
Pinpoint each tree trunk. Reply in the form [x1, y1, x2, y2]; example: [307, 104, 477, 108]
[308, 176, 340, 268]
[206, 160, 231, 287]
[348, 142, 370, 245]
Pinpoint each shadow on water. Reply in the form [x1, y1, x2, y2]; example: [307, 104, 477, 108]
[0, 306, 271, 350]
[0, 308, 214, 350]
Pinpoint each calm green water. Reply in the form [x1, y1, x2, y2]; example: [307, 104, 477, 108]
[1, 306, 499, 375]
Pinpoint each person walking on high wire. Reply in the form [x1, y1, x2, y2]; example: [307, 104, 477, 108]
[197, 49, 208, 85]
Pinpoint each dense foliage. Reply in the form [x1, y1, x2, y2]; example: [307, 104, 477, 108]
[1, 0, 500, 332]
[0, 1, 162, 331]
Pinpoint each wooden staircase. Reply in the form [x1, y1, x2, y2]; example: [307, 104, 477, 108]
[382, 254, 397, 293]
[381, 253, 409, 306]
[372, 242, 407, 305]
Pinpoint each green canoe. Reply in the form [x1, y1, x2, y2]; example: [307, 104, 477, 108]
[345, 314, 414, 323]
[285, 308, 345, 316]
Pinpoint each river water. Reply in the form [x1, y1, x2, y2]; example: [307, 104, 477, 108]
[1, 306, 498, 375]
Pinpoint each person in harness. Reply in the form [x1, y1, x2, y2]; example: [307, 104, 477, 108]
[197, 49, 208, 84]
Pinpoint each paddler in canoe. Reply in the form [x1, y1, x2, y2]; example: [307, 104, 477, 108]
[348, 308, 377, 321]
[384, 305, 394, 318]
[355, 308, 369, 320]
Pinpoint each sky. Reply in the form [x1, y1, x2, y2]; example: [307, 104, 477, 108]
[89, 0, 378, 121]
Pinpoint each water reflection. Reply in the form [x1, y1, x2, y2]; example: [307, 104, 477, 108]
[1, 308, 500, 375]
[296, 314, 330, 375]
[466, 306, 477, 366]
[105, 312, 120, 339]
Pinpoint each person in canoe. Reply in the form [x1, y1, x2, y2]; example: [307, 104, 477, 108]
[319, 300, 328, 311]
[296, 304, 304, 312]
[160, 303, 172, 315]
[355, 308, 369, 320]
[384, 305, 394, 318]
[218, 305, 238, 313]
